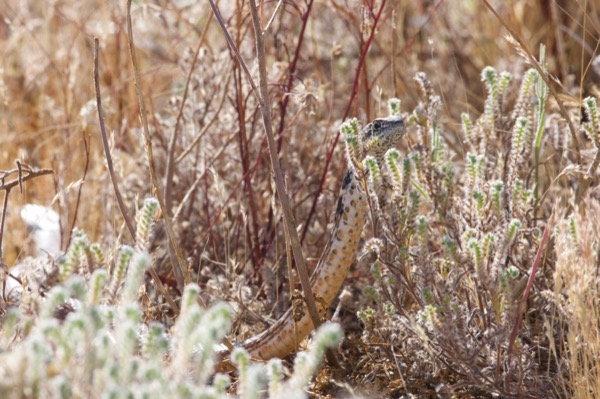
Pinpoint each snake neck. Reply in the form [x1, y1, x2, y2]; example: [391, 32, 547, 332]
[237, 167, 368, 360]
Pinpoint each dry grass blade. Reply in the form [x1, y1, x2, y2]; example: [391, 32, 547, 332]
[94, 36, 180, 316]
[481, 0, 581, 163]
[247, 0, 324, 336]
[93, 38, 135, 241]
[124, 0, 190, 293]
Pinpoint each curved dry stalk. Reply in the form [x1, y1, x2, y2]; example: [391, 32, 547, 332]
[208, 0, 324, 353]
[125, 0, 190, 292]
[164, 6, 216, 211]
[93, 38, 135, 241]
[481, 0, 580, 163]
[248, 0, 332, 361]
[94, 37, 181, 316]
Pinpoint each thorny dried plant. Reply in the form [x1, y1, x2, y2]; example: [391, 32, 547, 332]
[1, 0, 600, 398]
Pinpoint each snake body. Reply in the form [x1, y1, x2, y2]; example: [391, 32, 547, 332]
[235, 115, 406, 361]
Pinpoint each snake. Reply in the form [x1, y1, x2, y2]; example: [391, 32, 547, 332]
[228, 115, 406, 361]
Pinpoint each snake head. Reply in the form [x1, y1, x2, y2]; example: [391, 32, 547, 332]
[359, 115, 407, 159]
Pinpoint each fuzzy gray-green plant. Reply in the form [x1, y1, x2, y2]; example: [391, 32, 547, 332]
[1, 254, 338, 398]
[106, 245, 134, 303]
[352, 70, 562, 397]
[0, 196, 345, 399]
[388, 97, 402, 116]
[583, 96, 600, 163]
[59, 230, 91, 281]
[285, 323, 342, 397]
[341, 118, 360, 164]
[135, 198, 159, 251]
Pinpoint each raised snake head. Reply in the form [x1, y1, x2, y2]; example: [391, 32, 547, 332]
[359, 115, 407, 161]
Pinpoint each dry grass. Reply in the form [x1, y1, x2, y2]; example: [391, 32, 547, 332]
[1, 0, 600, 397]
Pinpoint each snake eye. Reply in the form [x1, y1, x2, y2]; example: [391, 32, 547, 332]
[372, 120, 382, 132]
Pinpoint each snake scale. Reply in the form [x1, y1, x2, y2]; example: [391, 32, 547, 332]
[230, 115, 406, 361]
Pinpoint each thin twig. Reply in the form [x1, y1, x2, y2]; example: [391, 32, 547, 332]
[95, 36, 182, 316]
[274, 0, 314, 152]
[208, 1, 260, 95]
[0, 191, 8, 259]
[0, 168, 54, 191]
[125, 1, 191, 292]
[208, 0, 324, 349]
[248, 0, 325, 340]
[301, 0, 388, 242]
[232, 61, 262, 269]
[164, 5, 215, 211]
[175, 65, 232, 164]
[93, 38, 136, 240]
[66, 130, 91, 250]
[0, 166, 54, 258]
[15, 160, 23, 194]
[262, 0, 284, 34]
[505, 217, 551, 389]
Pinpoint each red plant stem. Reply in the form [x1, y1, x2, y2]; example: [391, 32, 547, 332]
[193, 135, 268, 255]
[301, 0, 387, 242]
[276, 0, 314, 152]
[232, 3, 260, 268]
[65, 131, 91, 250]
[505, 218, 551, 388]
[233, 62, 262, 269]
[164, 14, 212, 213]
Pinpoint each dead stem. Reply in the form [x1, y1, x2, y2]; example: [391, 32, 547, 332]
[93, 37, 136, 241]
[0, 166, 54, 256]
[95, 36, 181, 317]
[125, 0, 190, 294]
[300, 0, 388, 243]
[208, 0, 325, 356]
[164, 5, 215, 212]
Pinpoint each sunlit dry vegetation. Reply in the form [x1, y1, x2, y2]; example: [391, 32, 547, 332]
[1, 0, 600, 397]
